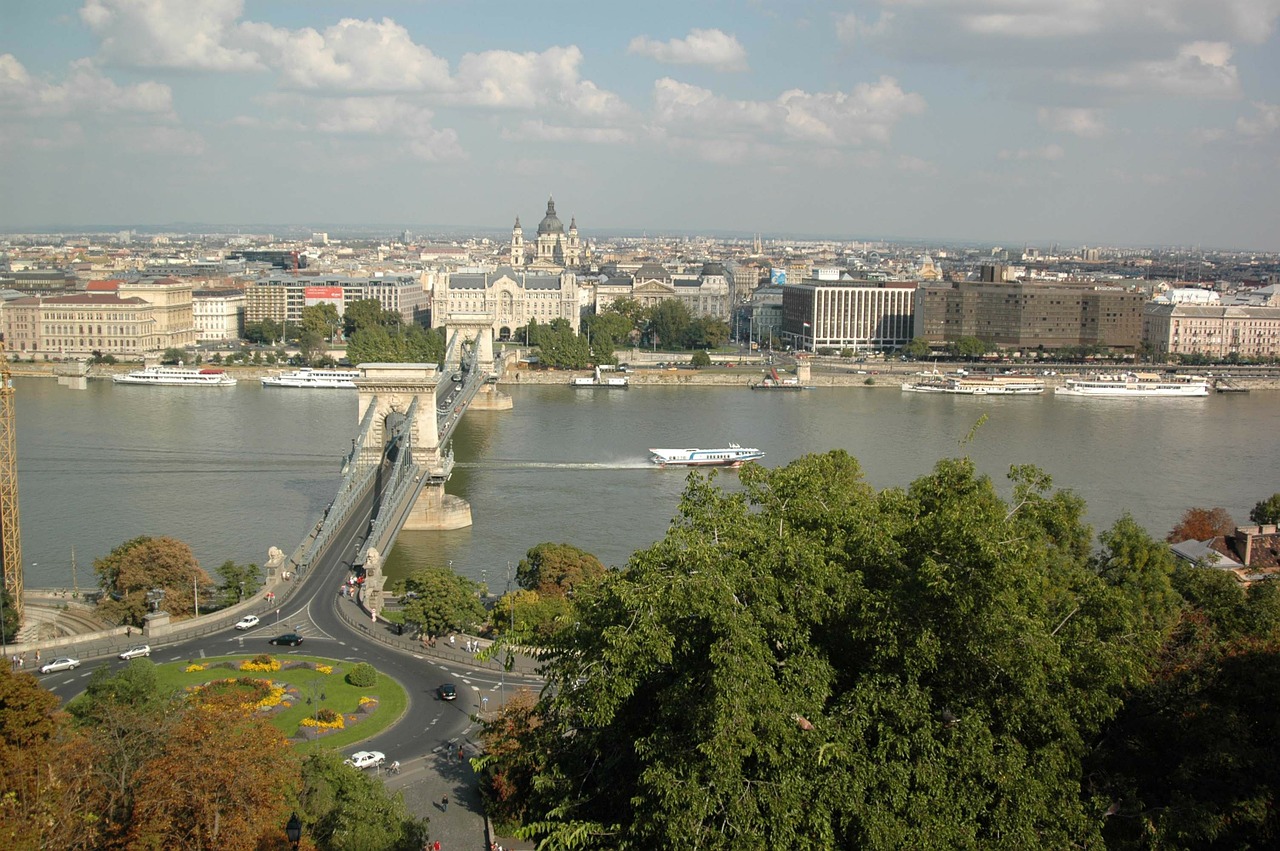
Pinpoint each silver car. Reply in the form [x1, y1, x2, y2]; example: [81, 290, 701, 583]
[40, 657, 81, 674]
[119, 644, 151, 660]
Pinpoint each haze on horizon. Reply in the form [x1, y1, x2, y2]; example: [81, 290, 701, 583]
[1, 1, 1277, 251]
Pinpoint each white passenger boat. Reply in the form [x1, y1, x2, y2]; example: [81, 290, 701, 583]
[571, 366, 629, 388]
[901, 376, 1045, 395]
[113, 367, 237, 387]
[649, 444, 765, 467]
[1054, 372, 1210, 398]
[261, 368, 361, 389]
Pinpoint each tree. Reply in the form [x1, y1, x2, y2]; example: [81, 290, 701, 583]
[297, 751, 429, 851]
[242, 319, 281, 345]
[647, 299, 691, 351]
[0, 584, 17, 643]
[215, 560, 263, 606]
[489, 588, 573, 642]
[1166, 506, 1236, 543]
[690, 349, 712, 368]
[515, 542, 607, 598]
[94, 536, 214, 626]
[902, 337, 931, 359]
[532, 318, 590, 369]
[160, 347, 187, 365]
[948, 335, 988, 359]
[342, 298, 400, 337]
[1250, 493, 1280, 525]
[397, 565, 486, 636]
[680, 316, 731, 350]
[301, 303, 342, 343]
[346, 324, 443, 365]
[484, 452, 1155, 849]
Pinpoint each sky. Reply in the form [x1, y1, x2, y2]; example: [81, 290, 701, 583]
[1, 1, 1278, 249]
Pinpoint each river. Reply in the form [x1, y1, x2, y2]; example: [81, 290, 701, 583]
[13, 377, 1280, 592]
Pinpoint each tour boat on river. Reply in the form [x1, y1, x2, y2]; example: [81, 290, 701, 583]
[901, 376, 1045, 395]
[649, 444, 766, 467]
[1054, 372, 1210, 398]
[261, 368, 361, 389]
[571, 366, 629, 388]
[113, 367, 237, 387]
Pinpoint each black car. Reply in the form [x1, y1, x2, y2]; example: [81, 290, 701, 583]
[436, 683, 457, 701]
[269, 633, 304, 646]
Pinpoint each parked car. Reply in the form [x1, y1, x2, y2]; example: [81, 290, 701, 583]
[343, 750, 385, 770]
[234, 615, 260, 630]
[118, 644, 151, 660]
[269, 633, 304, 646]
[40, 657, 80, 674]
[436, 683, 457, 701]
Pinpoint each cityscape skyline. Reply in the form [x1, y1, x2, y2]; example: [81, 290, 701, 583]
[2, 1, 1278, 250]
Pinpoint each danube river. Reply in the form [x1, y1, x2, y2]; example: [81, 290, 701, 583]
[14, 376, 1280, 592]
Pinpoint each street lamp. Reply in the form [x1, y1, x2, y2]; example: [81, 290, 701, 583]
[285, 812, 302, 849]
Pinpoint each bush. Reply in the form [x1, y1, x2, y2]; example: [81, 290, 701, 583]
[346, 662, 378, 687]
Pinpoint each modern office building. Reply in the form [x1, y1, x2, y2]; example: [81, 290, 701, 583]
[914, 281, 1146, 351]
[244, 274, 428, 329]
[782, 278, 916, 352]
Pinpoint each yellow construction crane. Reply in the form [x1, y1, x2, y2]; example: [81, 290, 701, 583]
[0, 334, 22, 626]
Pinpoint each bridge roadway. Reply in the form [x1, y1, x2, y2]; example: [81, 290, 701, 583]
[38, 479, 544, 849]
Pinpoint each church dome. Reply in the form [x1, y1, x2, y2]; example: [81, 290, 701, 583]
[537, 197, 565, 236]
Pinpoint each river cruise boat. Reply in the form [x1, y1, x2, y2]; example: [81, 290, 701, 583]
[261, 368, 362, 389]
[750, 368, 804, 390]
[649, 444, 766, 467]
[1054, 372, 1210, 398]
[571, 366, 629, 388]
[901, 376, 1045, 395]
[113, 367, 236, 387]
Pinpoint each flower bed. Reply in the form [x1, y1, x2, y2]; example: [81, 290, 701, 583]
[240, 653, 281, 672]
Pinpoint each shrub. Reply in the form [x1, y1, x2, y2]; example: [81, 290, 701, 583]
[346, 662, 378, 687]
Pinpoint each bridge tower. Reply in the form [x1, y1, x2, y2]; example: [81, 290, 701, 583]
[354, 363, 472, 530]
[442, 321, 512, 411]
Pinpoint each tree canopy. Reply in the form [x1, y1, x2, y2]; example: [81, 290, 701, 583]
[395, 565, 486, 637]
[94, 537, 213, 627]
[515, 542, 607, 598]
[1251, 493, 1280, 526]
[1166, 506, 1236, 543]
[346, 324, 443, 365]
[480, 452, 1175, 849]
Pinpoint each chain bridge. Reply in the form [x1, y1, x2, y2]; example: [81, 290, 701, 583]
[298, 322, 511, 580]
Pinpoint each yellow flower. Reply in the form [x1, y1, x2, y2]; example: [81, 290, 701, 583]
[185, 664, 206, 673]
[316, 664, 333, 675]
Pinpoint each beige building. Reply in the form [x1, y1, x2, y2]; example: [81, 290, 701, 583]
[1144, 302, 1280, 359]
[431, 266, 579, 341]
[510, 197, 583, 270]
[193, 289, 246, 342]
[118, 278, 196, 350]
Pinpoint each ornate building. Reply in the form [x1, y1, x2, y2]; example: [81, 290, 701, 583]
[431, 267, 579, 341]
[511, 197, 582, 270]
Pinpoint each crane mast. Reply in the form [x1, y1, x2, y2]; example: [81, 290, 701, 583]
[0, 335, 22, 624]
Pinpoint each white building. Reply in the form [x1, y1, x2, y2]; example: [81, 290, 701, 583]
[782, 277, 917, 352]
[192, 289, 245, 342]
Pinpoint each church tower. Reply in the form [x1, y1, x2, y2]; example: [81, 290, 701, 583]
[511, 216, 525, 268]
[566, 216, 581, 266]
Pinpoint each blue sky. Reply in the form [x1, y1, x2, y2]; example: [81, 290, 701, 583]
[1, 1, 1278, 249]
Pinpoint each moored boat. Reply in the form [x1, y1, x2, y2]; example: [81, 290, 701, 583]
[113, 366, 236, 387]
[901, 376, 1045, 395]
[649, 444, 765, 467]
[571, 366, 629, 388]
[751, 368, 805, 390]
[1054, 372, 1210, 398]
[261, 368, 362, 389]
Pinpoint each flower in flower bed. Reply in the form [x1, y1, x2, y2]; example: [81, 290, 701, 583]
[316, 664, 333, 675]
[358, 696, 376, 706]
[300, 707, 345, 731]
[185, 663, 206, 673]
[240, 653, 281, 672]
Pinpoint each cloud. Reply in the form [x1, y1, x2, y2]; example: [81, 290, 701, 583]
[80, 0, 262, 71]
[1068, 41, 1241, 99]
[834, 12, 895, 44]
[253, 93, 465, 162]
[998, 144, 1066, 161]
[651, 76, 925, 149]
[0, 54, 173, 118]
[236, 17, 451, 92]
[1037, 106, 1106, 138]
[122, 126, 207, 156]
[452, 46, 630, 119]
[503, 120, 628, 144]
[627, 28, 748, 72]
[1237, 101, 1280, 137]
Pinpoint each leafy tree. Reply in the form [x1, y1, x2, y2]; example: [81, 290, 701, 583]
[397, 565, 486, 636]
[531, 317, 590, 369]
[680, 316, 730, 349]
[948, 335, 989, 359]
[1166, 506, 1236, 542]
[297, 751, 429, 851]
[902, 337, 931, 359]
[515, 542, 607, 598]
[343, 298, 401, 337]
[489, 588, 573, 642]
[1250, 493, 1280, 525]
[301, 303, 342, 343]
[215, 560, 263, 606]
[159, 347, 187, 365]
[647, 299, 691, 350]
[347, 324, 443, 365]
[484, 452, 1156, 849]
[94, 536, 214, 627]
[0, 584, 17, 643]
[690, 349, 711, 368]
[474, 689, 542, 827]
[242, 319, 281, 345]
[607, 296, 647, 330]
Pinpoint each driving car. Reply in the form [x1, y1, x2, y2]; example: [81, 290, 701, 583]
[118, 644, 151, 660]
[436, 683, 457, 701]
[343, 750, 385, 770]
[234, 615, 260, 630]
[40, 657, 81, 674]
[269, 633, 304, 647]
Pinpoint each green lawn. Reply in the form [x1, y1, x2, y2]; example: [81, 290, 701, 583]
[152, 654, 409, 752]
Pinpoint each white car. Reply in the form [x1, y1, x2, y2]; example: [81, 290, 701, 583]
[343, 750, 386, 770]
[234, 615, 260, 630]
[118, 644, 151, 660]
[40, 657, 81, 674]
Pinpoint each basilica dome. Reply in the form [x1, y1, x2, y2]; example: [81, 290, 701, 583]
[537, 197, 564, 235]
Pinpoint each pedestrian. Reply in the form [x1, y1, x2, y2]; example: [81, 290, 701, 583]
[126, 626, 132, 638]
[448, 634, 455, 647]
[457, 745, 464, 762]
[34, 650, 40, 664]
[18, 654, 24, 669]
[441, 795, 448, 811]
[433, 841, 441, 851]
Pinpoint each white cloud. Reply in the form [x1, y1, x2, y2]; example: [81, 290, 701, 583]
[503, 120, 628, 144]
[80, 0, 262, 71]
[236, 17, 451, 92]
[452, 46, 629, 120]
[835, 12, 895, 44]
[627, 28, 749, 72]
[1037, 106, 1106, 138]
[998, 144, 1065, 161]
[122, 126, 207, 156]
[253, 93, 465, 162]
[1237, 101, 1280, 137]
[0, 54, 173, 118]
[651, 76, 925, 148]
[1069, 41, 1241, 99]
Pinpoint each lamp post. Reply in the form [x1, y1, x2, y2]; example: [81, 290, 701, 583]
[285, 812, 302, 849]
